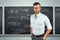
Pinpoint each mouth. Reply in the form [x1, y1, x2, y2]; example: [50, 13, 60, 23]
[36, 11, 39, 12]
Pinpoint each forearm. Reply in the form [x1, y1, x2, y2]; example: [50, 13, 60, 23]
[43, 29, 52, 38]
[30, 27, 32, 35]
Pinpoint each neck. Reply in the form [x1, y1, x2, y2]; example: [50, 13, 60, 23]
[35, 12, 40, 15]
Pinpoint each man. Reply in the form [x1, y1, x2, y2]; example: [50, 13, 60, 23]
[30, 2, 52, 40]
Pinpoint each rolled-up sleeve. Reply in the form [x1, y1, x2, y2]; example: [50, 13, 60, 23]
[44, 16, 52, 29]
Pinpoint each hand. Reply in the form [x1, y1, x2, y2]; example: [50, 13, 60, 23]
[43, 36, 46, 40]
[30, 34, 32, 37]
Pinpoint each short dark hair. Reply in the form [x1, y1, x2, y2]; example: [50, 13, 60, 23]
[33, 2, 41, 6]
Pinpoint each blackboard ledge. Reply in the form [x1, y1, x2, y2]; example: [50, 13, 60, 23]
[0, 34, 60, 37]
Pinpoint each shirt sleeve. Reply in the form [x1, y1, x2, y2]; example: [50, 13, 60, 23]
[44, 16, 52, 29]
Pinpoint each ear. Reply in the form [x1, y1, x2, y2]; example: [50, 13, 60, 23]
[40, 7, 41, 10]
[33, 7, 34, 9]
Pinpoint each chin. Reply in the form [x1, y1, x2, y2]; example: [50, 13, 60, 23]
[35, 12, 39, 13]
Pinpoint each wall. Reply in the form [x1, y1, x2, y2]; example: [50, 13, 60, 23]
[0, 0, 60, 40]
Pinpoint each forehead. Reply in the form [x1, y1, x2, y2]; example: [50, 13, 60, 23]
[33, 4, 41, 7]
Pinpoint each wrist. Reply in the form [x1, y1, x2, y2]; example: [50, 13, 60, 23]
[43, 36, 47, 40]
[30, 33, 32, 36]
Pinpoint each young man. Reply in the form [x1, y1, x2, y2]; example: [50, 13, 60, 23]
[30, 2, 52, 40]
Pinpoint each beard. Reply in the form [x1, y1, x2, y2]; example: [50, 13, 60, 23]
[35, 11, 40, 14]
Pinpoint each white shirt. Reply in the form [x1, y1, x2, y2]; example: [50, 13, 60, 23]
[30, 12, 52, 35]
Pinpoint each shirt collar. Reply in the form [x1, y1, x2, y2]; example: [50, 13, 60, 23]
[34, 12, 41, 17]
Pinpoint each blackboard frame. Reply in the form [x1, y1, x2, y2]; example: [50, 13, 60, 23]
[0, 7, 2, 34]
[4, 6, 53, 35]
[55, 6, 60, 34]
[0, 6, 60, 37]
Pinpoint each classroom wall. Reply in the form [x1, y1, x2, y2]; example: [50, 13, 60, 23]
[0, 0, 60, 40]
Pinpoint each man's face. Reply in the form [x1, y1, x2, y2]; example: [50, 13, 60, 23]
[33, 4, 41, 14]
